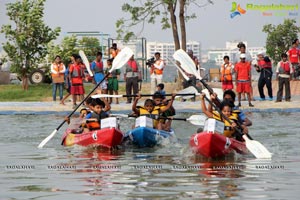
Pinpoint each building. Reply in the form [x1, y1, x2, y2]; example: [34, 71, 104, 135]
[207, 41, 265, 65]
[146, 41, 201, 65]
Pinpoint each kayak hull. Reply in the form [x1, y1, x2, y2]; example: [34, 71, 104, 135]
[62, 128, 124, 148]
[189, 131, 248, 158]
[125, 127, 176, 147]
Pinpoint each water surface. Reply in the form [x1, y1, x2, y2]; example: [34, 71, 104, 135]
[0, 112, 299, 199]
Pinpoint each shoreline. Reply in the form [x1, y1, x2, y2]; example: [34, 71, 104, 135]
[0, 80, 300, 114]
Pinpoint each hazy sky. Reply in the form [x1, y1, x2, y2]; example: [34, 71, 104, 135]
[0, 0, 299, 50]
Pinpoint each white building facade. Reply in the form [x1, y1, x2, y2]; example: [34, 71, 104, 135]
[207, 41, 266, 65]
[146, 41, 201, 65]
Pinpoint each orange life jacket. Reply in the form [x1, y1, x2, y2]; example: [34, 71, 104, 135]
[86, 121, 100, 130]
[221, 63, 233, 81]
[151, 60, 164, 75]
[51, 63, 64, 77]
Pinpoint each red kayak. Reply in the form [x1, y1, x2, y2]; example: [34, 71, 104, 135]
[189, 131, 248, 158]
[61, 128, 124, 148]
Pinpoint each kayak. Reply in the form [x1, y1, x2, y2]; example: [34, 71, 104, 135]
[61, 128, 124, 148]
[189, 131, 248, 158]
[124, 127, 176, 148]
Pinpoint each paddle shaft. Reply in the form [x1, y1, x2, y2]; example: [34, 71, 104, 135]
[122, 93, 195, 97]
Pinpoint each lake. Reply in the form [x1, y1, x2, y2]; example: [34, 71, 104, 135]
[0, 112, 299, 199]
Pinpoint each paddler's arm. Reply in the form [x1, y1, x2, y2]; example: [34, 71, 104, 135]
[132, 94, 141, 115]
[208, 93, 218, 112]
[102, 98, 111, 112]
[160, 93, 176, 113]
[200, 93, 213, 118]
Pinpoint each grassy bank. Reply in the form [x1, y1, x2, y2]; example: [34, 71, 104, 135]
[0, 83, 126, 101]
[0, 82, 181, 102]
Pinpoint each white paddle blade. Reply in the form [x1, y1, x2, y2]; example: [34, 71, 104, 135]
[92, 94, 123, 99]
[202, 88, 223, 101]
[79, 50, 93, 77]
[38, 129, 58, 148]
[187, 115, 207, 126]
[243, 135, 272, 159]
[110, 47, 134, 72]
[167, 58, 190, 81]
[173, 49, 201, 80]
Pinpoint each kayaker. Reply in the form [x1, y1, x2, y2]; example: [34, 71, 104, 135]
[64, 108, 89, 134]
[211, 89, 251, 135]
[222, 90, 252, 127]
[200, 93, 247, 140]
[152, 92, 176, 131]
[85, 98, 111, 130]
[132, 93, 176, 130]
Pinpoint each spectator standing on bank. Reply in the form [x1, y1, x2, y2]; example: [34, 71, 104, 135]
[150, 52, 165, 94]
[124, 55, 141, 104]
[254, 52, 273, 101]
[275, 53, 293, 102]
[69, 55, 85, 109]
[109, 43, 120, 59]
[106, 58, 120, 104]
[60, 54, 75, 105]
[220, 55, 235, 91]
[91, 52, 107, 94]
[235, 54, 254, 107]
[50, 55, 66, 102]
[234, 42, 254, 101]
[156, 83, 166, 98]
[287, 39, 300, 80]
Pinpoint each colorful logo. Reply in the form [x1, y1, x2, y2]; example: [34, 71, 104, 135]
[230, 2, 246, 18]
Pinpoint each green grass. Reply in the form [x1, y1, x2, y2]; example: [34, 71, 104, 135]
[0, 83, 128, 102]
[0, 84, 53, 101]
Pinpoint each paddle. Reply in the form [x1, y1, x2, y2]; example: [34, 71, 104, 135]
[173, 49, 222, 103]
[112, 113, 206, 126]
[174, 49, 272, 159]
[158, 115, 207, 126]
[91, 86, 199, 100]
[202, 95, 272, 159]
[38, 47, 134, 148]
[79, 50, 93, 77]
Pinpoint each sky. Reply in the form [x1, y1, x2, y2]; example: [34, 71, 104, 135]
[0, 0, 300, 51]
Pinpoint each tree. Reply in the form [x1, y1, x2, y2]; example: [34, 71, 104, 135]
[78, 37, 102, 61]
[116, 0, 213, 51]
[263, 19, 300, 64]
[1, 0, 60, 90]
[116, 0, 213, 89]
[47, 35, 78, 66]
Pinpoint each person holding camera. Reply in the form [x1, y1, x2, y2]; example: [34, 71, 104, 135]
[124, 55, 141, 104]
[150, 52, 165, 94]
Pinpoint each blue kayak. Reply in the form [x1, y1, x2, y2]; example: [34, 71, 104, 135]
[124, 127, 176, 147]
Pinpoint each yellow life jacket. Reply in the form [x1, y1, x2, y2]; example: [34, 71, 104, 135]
[138, 106, 160, 128]
[212, 111, 238, 138]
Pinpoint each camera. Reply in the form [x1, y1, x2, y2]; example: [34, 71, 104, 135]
[146, 57, 155, 67]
